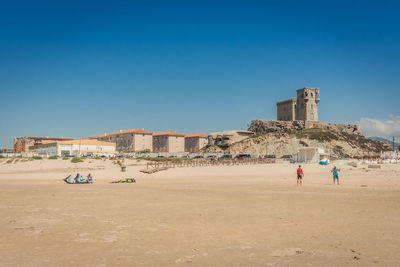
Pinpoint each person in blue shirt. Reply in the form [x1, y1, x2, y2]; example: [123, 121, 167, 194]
[331, 166, 340, 185]
[87, 173, 93, 184]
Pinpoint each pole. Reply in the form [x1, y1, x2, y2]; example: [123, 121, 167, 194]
[393, 136, 395, 151]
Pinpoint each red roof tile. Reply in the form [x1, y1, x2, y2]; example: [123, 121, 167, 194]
[24, 137, 74, 141]
[185, 133, 208, 138]
[89, 129, 152, 138]
[88, 134, 108, 139]
[153, 131, 185, 137]
[108, 129, 153, 136]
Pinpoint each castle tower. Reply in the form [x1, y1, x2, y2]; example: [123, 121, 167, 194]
[295, 87, 320, 121]
[277, 98, 296, 121]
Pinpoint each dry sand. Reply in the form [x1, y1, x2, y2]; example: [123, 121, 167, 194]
[1, 158, 400, 266]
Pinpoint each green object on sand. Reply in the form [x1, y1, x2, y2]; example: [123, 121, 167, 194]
[112, 178, 136, 183]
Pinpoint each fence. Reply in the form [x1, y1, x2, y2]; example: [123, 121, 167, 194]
[141, 158, 276, 173]
[0, 153, 38, 158]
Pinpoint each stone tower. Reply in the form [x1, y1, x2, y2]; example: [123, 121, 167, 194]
[295, 87, 320, 121]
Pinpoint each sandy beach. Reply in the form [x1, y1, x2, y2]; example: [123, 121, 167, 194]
[1, 158, 400, 266]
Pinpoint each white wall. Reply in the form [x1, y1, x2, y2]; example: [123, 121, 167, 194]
[71, 144, 115, 152]
[60, 143, 115, 156]
[298, 149, 319, 163]
[59, 144, 73, 156]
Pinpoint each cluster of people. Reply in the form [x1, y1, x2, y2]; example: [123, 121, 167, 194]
[296, 165, 340, 186]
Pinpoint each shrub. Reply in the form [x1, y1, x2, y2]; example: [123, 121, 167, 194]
[62, 157, 69, 160]
[49, 156, 58, 160]
[71, 157, 83, 163]
[136, 149, 151, 154]
[299, 140, 309, 147]
[0, 155, 4, 158]
[32, 156, 42, 160]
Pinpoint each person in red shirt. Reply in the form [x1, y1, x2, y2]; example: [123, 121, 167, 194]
[297, 165, 304, 186]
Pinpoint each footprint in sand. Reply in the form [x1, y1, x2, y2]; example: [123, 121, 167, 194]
[270, 248, 304, 257]
[103, 234, 118, 243]
[117, 255, 134, 262]
[175, 255, 195, 263]
[144, 249, 163, 255]
[74, 233, 96, 243]
[116, 224, 132, 229]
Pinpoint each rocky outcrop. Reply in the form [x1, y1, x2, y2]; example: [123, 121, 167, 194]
[248, 119, 360, 135]
[202, 120, 391, 158]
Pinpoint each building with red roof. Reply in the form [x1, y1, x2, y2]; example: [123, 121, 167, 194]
[13, 136, 74, 153]
[153, 131, 185, 153]
[89, 129, 153, 153]
[185, 133, 209, 153]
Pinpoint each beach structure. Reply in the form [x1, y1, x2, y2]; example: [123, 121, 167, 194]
[184, 133, 208, 153]
[89, 129, 153, 153]
[277, 87, 320, 121]
[153, 131, 185, 153]
[13, 137, 74, 153]
[296, 147, 325, 163]
[29, 139, 116, 157]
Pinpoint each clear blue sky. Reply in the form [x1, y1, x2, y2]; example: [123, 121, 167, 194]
[1, 0, 400, 148]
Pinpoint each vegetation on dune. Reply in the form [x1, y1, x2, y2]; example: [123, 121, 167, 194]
[48, 156, 58, 159]
[136, 149, 151, 154]
[299, 140, 309, 147]
[32, 156, 43, 160]
[71, 157, 84, 163]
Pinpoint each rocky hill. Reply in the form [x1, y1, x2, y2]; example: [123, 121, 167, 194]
[202, 120, 392, 158]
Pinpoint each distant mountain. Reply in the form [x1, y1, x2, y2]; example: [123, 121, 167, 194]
[369, 137, 400, 148]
